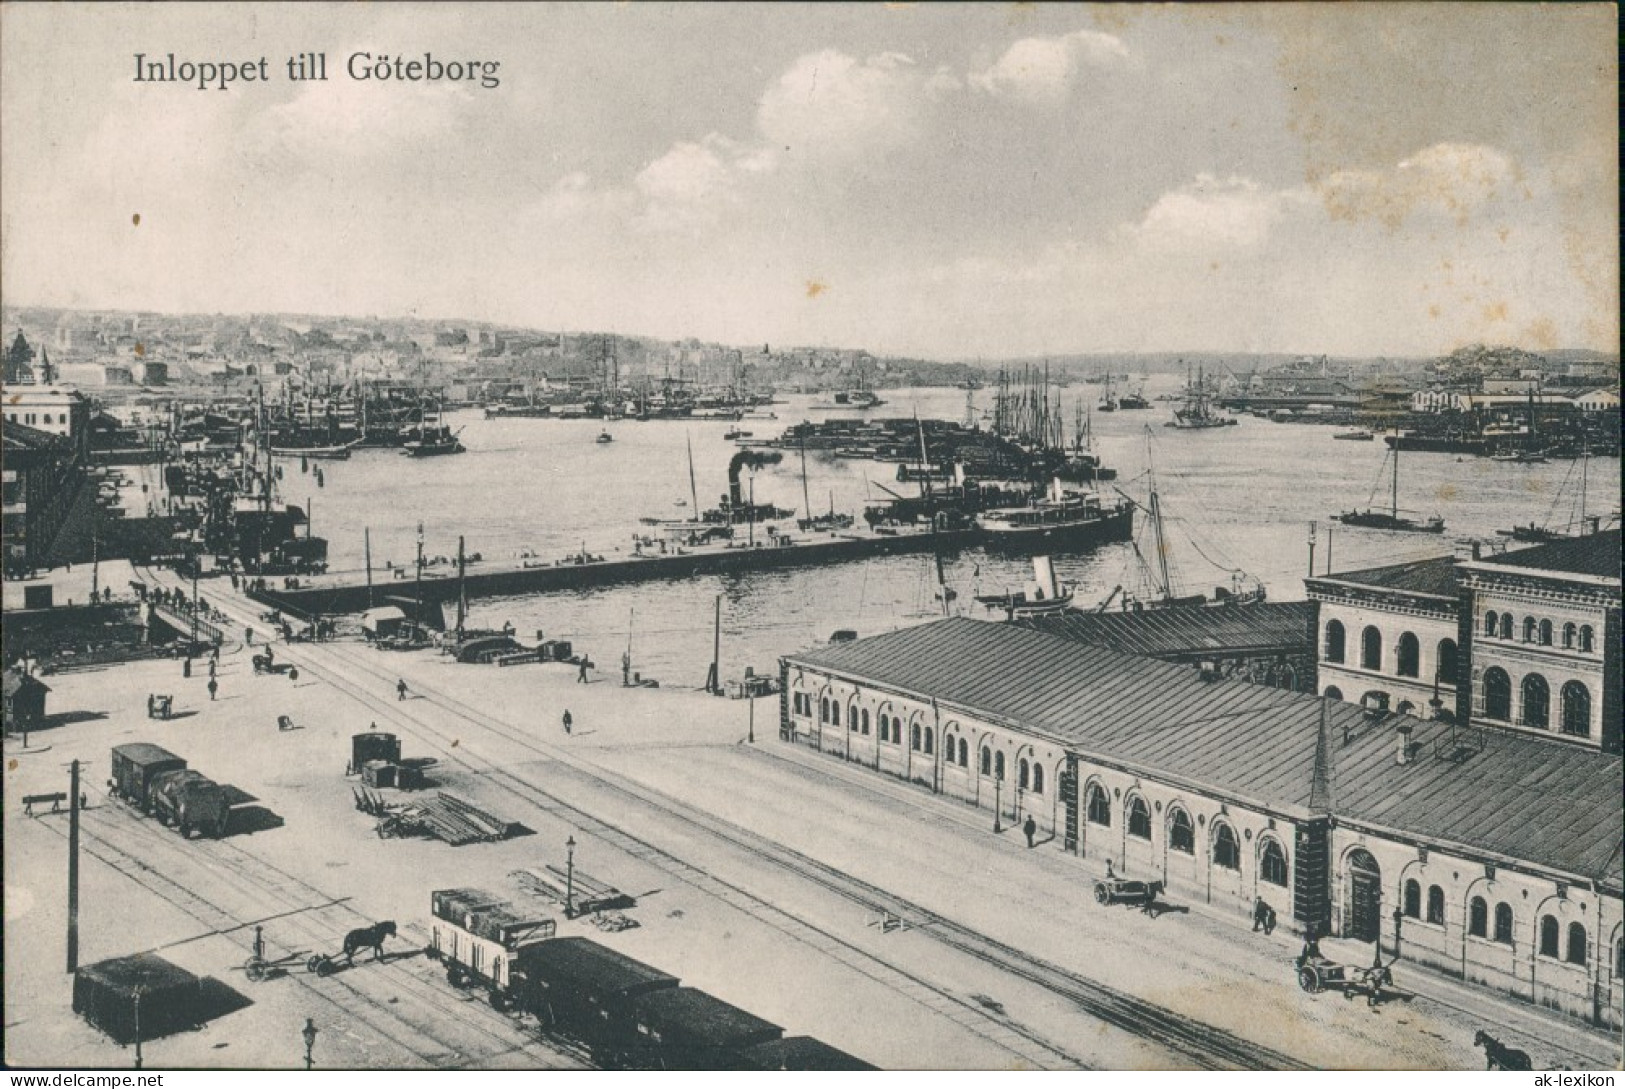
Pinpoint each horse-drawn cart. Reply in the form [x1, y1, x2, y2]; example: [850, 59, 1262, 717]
[241, 950, 333, 982]
[1092, 877, 1164, 907]
[1296, 953, 1393, 1005]
[252, 653, 296, 678]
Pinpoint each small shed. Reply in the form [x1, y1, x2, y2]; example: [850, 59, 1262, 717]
[72, 952, 204, 1044]
[351, 731, 401, 770]
[2, 667, 49, 728]
[360, 606, 406, 640]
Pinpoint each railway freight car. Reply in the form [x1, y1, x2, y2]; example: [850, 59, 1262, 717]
[513, 935, 678, 1046]
[623, 986, 784, 1070]
[426, 888, 556, 1009]
[108, 743, 230, 838]
[736, 1035, 878, 1071]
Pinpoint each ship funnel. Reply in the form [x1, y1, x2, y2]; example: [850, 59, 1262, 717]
[1030, 556, 1060, 601]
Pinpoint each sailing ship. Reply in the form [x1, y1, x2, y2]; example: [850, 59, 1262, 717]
[974, 478, 1135, 552]
[1167, 366, 1237, 429]
[1334, 432, 1445, 533]
[976, 555, 1075, 619]
[1117, 388, 1151, 410]
[1496, 454, 1599, 542]
[1097, 373, 1118, 413]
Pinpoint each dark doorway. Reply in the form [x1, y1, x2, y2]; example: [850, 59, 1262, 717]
[1346, 849, 1382, 942]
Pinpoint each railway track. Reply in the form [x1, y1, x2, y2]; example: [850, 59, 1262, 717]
[141, 568, 1320, 1070]
[38, 799, 590, 1069]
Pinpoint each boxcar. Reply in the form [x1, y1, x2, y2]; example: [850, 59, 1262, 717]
[626, 986, 783, 1070]
[109, 743, 187, 813]
[512, 935, 677, 1052]
[735, 1035, 877, 1071]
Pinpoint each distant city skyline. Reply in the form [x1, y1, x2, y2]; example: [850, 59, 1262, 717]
[1, 4, 1616, 361]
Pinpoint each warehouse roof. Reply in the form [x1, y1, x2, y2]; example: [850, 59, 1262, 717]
[1015, 602, 1313, 658]
[1479, 529, 1620, 581]
[1309, 555, 1461, 599]
[786, 617, 1623, 890]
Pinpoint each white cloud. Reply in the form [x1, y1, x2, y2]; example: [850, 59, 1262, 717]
[969, 30, 1130, 105]
[1129, 174, 1303, 250]
[632, 134, 770, 233]
[1316, 142, 1519, 228]
[757, 50, 949, 158]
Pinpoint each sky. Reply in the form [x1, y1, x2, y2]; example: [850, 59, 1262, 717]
[0, 3, 1616, 360]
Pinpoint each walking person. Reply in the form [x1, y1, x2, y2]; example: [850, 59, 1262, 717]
[577, 658, 590, 683]
[1022, 815, 1037, 849]
[208, 658, 217, 679]
[207, 677, 219, 702]
[397, 678, 408, 701]
[183, 657, 192, 678]
[562, 710, 573, 735]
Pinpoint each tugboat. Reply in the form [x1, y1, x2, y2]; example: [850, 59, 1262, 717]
[974, 478, 1135, 552]
[1334, 433, 1445, 533]
[402, 404, 465, 458]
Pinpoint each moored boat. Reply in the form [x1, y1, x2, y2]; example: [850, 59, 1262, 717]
[974, 480, 1134, 552]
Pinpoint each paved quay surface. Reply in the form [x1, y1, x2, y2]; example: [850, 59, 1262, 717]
[5, 567, 1621, 1070]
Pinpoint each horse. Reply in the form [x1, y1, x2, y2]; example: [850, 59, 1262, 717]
[342, 920, 397, 965]
[1473, 1030, 1531, 1071]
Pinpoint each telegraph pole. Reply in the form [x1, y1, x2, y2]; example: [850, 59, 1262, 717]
[67, 759, 80, 973]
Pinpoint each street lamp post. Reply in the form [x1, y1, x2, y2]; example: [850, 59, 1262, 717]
[302, 1018, 317, 1070]
[748, 696, 755, 744]
[993, 777, 1003, 834]
[1391, 907, 1404, 961]
[565, 836, 577, 919]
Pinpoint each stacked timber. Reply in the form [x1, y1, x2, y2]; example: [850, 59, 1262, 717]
[378, 791, 517, 845]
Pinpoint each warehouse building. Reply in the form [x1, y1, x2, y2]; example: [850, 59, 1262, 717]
[779, 617, 1622, 1026]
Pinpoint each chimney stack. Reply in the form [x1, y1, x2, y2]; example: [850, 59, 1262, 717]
[1395, 722, 1414, 766]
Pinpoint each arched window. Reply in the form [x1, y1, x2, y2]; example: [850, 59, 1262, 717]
[1522, 616, 1537, 643]
[1403, 879, 1422, 918]
[1468, 897, 1488, 937]
[1426, 885, 1445, 925]
[1212, 823, 1240, 870]
[980, 746, 991, 776]
[958, 738, 969, 767]
[1018, 759, 1030, 791]
[1361, 626, 1382, 670]
[1324, 620, 1346, 663]
[1396, 700, 1416, 716]
[1538, 619, 1553, 646]
[1493, 903, 1514, 944]
[1396, 632, 1420, 678]
[1484, 611, 1499, 637]
[1499, 614, 1513, 640]
[1560, 682, 1591, 737]
[831, 702, 841, 727]
[923, 727, 934, 755]
[1168, 808, 1194, 854]
[1579, 625, 1595, 653]
[820, 697, 830, 723]
[1260, 839, 1288, 886]
[1566, 922, 1587, 966]
[1127, 796, 1151, 839]
[1483, 667, 1512, 720]
[1539, 915, 1560, 957]
[1521, 674, 1550, 729]
[1436, 639, 1458, 685]
[992, 750, 1003, 779]
[911, 723, 921, 751]
[1324, 685, 1343, 701]
[1031, 763, 1044, 794]
[1562, 623, 1577, 649]
[1086, 784, 1110, 826]
[860, 708, 870, 735]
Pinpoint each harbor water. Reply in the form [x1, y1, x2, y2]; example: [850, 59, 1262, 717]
[287, 382, 1619, 689]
